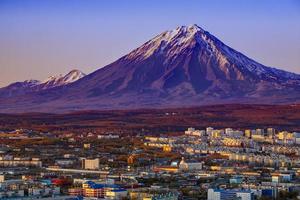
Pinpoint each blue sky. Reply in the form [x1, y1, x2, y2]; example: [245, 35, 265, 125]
[0, 0, 299, 86]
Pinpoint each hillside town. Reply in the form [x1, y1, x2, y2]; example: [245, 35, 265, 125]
[0, 126, 299, 200]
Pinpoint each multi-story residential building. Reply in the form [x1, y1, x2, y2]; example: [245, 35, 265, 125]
[277, 131, 294, 141]
[178, 157, 203, 171]
[245, 129, 252, 138]
[0, 157, 42, 167]
[256, 129, 264, 136]
[206, 127, 214, 136]
[294, 132, 300, 144]
[185, 127, 205, 137]
[77, 181, 127, 199]
[207, 188, 254, 200]
[82, 158, 99, 170]
[267, 128, 276, 136]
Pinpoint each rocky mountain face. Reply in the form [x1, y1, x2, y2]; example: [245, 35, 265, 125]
[0, 25, 299, 113]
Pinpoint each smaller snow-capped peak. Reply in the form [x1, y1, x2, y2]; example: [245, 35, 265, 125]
[63, 69, 86, 83]
[42, 75, 63, 83]
[0, 70, 86, 98]
[22, 79, 41, 86]
[41, 69, 86, 89]
[2, 79, 41, 90]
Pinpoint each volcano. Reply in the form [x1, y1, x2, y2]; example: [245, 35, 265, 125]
[1, 25, 299, 113]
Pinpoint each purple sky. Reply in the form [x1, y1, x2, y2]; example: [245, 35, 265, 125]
[0, 0, 299, 87]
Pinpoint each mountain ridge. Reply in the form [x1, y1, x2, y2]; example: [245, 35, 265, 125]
[0, 24, 299, 113]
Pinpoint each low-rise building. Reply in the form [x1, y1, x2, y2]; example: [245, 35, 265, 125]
[129, 188, 179, 200]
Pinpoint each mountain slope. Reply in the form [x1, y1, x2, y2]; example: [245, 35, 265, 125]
[0, 25, 299, 113]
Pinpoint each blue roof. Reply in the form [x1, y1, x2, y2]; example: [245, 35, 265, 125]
[90, 184, 104, 189]
[212, 188, 253, 193]
[112, 189, 127, 192]
[65, 196, 83, 200]
[84, 181, 122, 189]
[105, 184, 121, 188]
[84, 181, 95, 185]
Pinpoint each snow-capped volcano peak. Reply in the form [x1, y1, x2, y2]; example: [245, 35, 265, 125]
[125, 24, 300, 82]
[125, 24, 212, 62]
[175, 24, 205, 34]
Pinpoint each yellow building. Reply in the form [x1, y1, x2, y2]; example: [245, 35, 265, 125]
[106, 190, 127, 199]
[252, 134, 265, 141]
[163, 145, 172, 152]
[222, 138, 242, 147]
[245, 130, 251, 138]
[153, 166, 178, 173]
[278, 131, 294, 140]
[211, 166, 221, 171]
[211, 130, 222, 138]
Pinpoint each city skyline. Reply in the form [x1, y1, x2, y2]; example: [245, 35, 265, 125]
[0, 0, 300, 87]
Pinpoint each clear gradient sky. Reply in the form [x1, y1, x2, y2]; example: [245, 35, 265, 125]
[0, 0, 299, 87]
